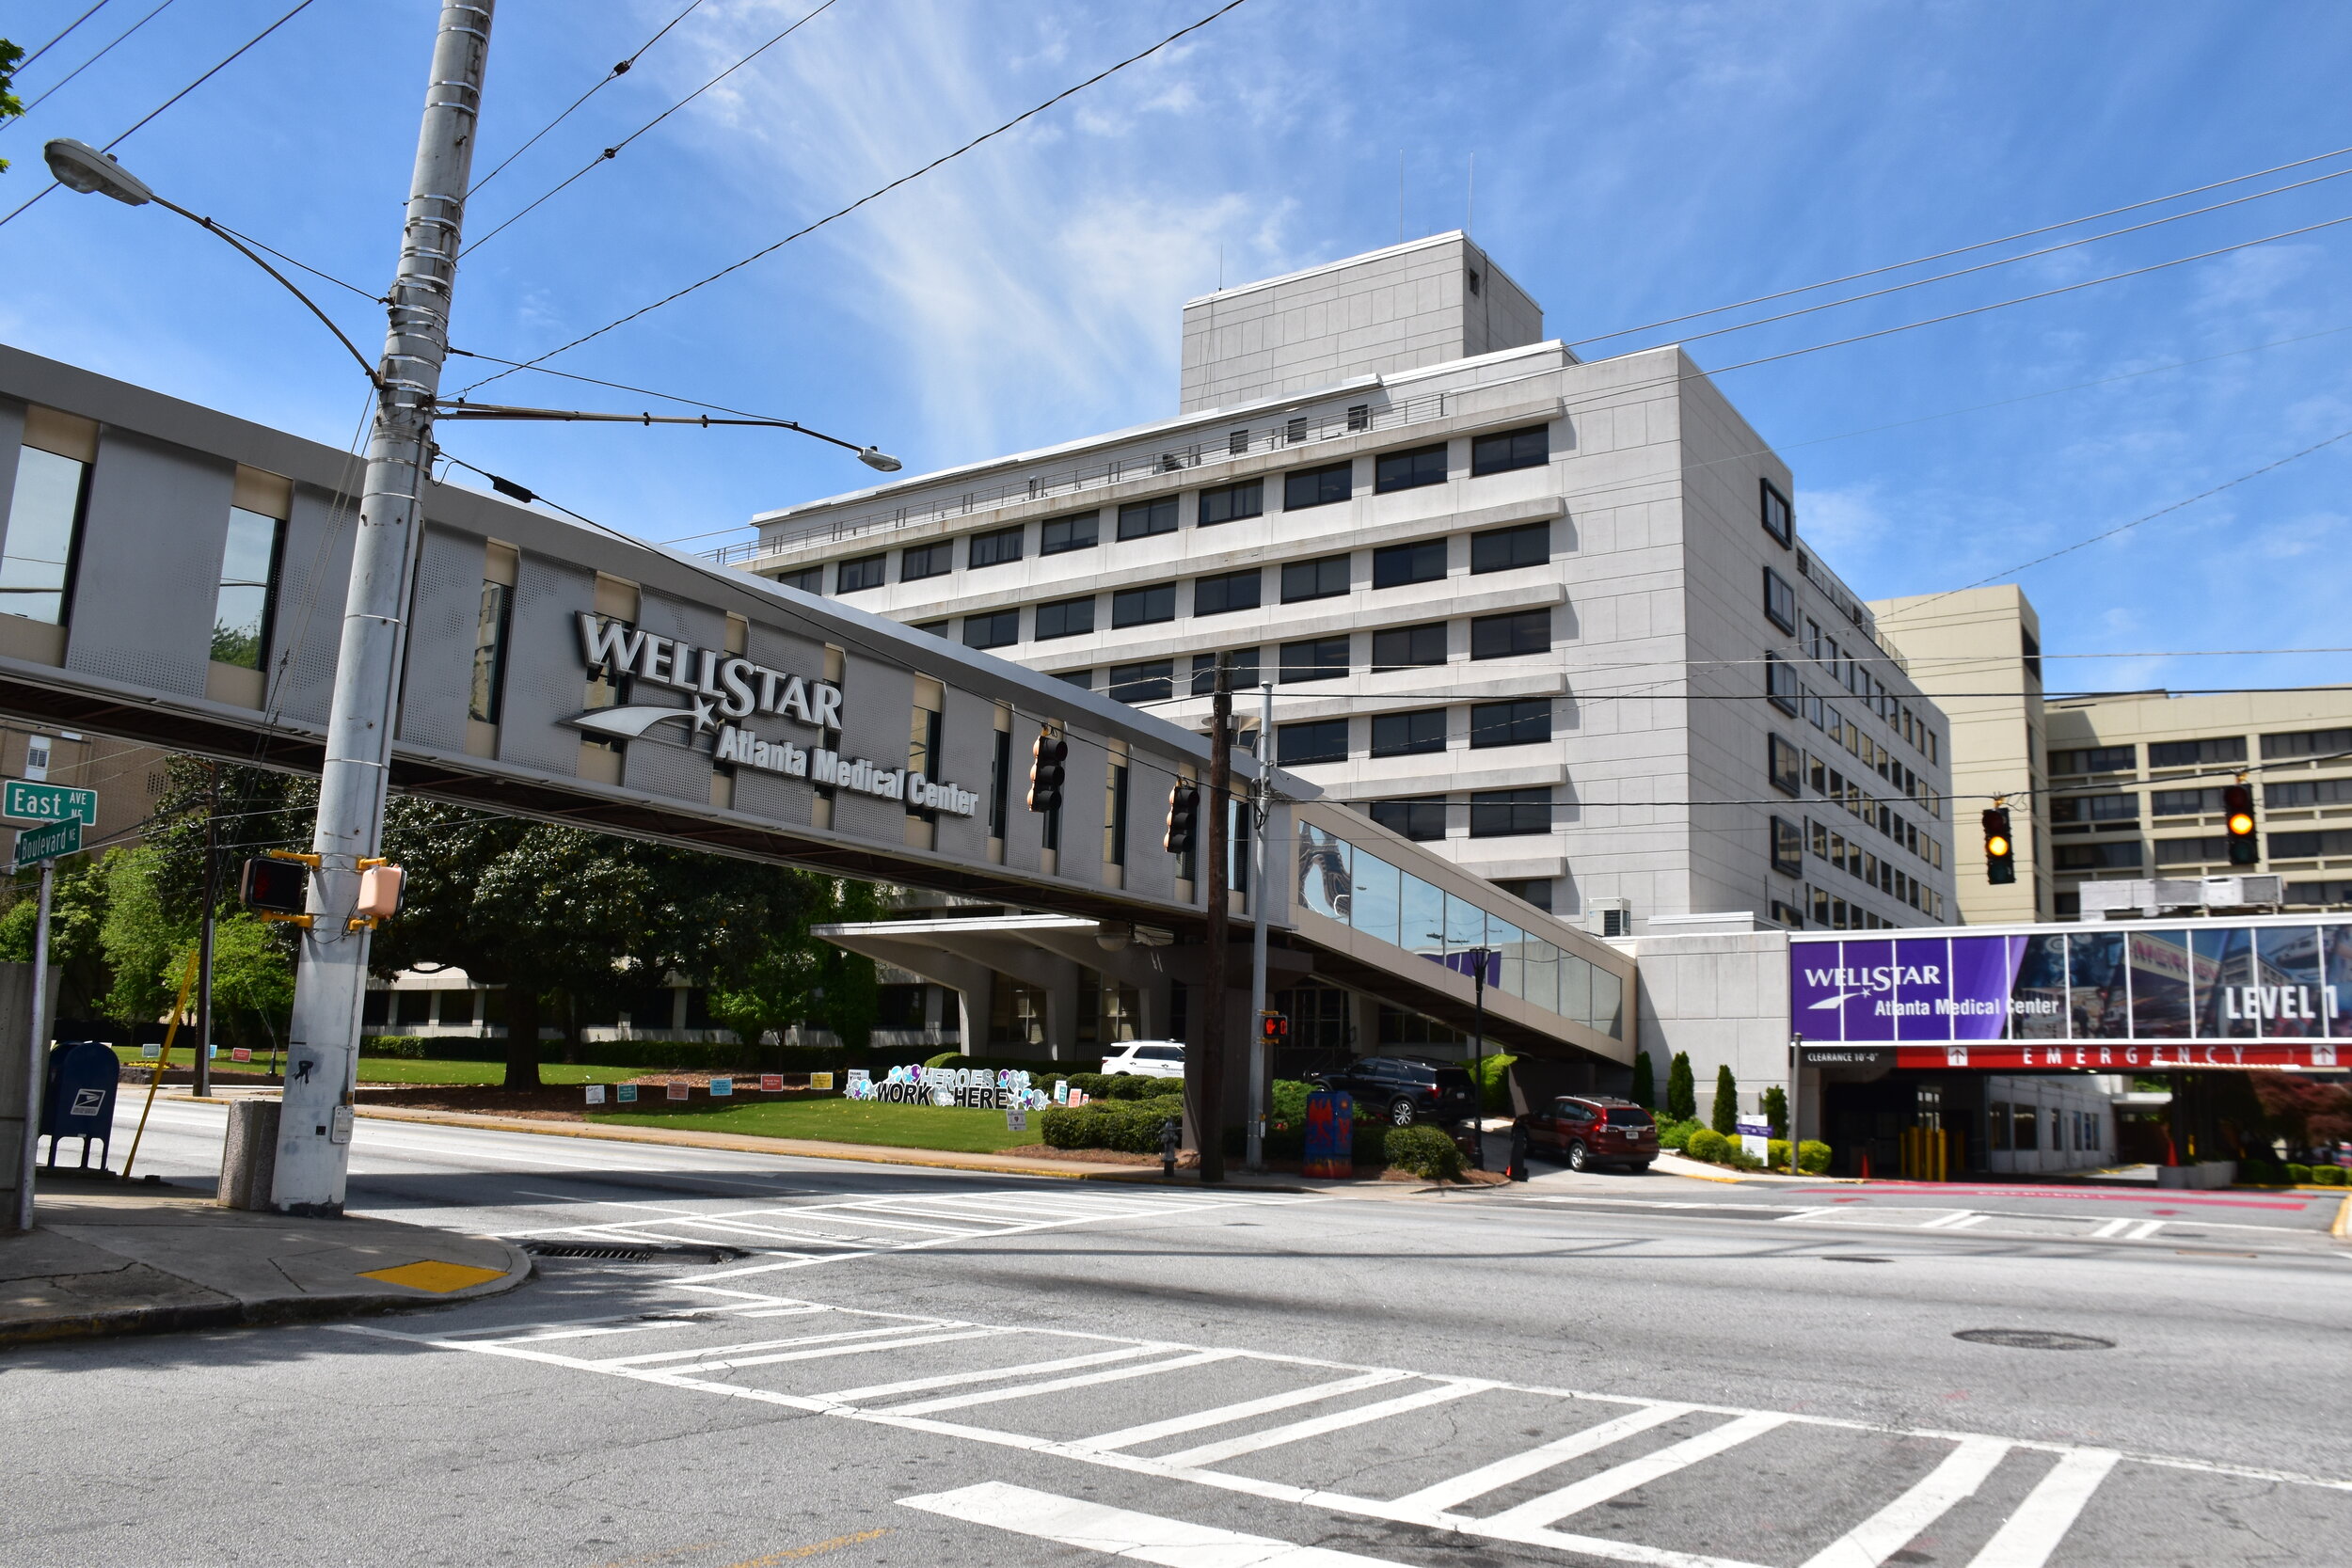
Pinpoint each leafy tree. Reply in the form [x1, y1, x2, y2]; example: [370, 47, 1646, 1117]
[1666, 1052, 1695, 1122]
[144, 758, 315, 928]
[704, 878, 882, 1051]
[99, 847, 185, 1026]
[1762, 1084, 1788, 1140]
[1710, 1064, 1739, 1136]
[2250, 1074, 2352, 1159]
[1630, 1050, 1656, 1109]
[0, 850, 113, 1019]
[166, 913, 293, 1052]
[0, 40, 22, 174]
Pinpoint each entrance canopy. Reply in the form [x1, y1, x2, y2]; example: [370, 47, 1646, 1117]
[1790, 917, 2347, 1072]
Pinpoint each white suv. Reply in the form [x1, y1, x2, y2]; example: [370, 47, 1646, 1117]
[1098, 1040, 1185, 1078]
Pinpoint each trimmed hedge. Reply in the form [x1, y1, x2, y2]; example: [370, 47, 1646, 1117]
[1656, 1117, 1698, 1152]
[1040, 1095, 1184, 1154]
[2286, 1163, 2313, 1183]
[1765, 1138, 1833, 1175]
[1384, 1124, 1464, 1181]
[2313, 1164, 2348, 1186]
[1684, 1128, 1731, 1164]
[1067, 1070, 1182, 1101]
[925, 1051, 1097, 1076]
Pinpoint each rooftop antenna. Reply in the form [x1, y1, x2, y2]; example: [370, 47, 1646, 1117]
[1467, 152, 1474, 237]
[1398, 149, 1405, 244]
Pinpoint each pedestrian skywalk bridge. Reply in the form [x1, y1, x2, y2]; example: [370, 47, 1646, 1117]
[356, 1278, 2351, 1568]
[495, 1185, 1311, 1275]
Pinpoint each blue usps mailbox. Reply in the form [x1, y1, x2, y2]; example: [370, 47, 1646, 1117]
[41, 1039, 120, 1170]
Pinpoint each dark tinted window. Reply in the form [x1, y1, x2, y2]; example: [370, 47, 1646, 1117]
[1035, 596, 1094, 640]
[1118, 497, 1177, 540]
[1190, 648, 1261, 695]
[2050, 792, 2137, 823]
[1470, 787, 1550, 836]
[1041, 512, 1098, 555]
[1370, 797, 1446, 840]
[1470, 521, 1548, 573]
[913, 620, 950, 638]
[1373, 539, 1447, 589]
[1375, 443, 1448, 494]
[1373, 622, 1447, 670]
[2149, 736, 2247, 768]
[774, 565, 821, 594]
[900, 541, 950, 581]
[1193, 569, 1261, 616]
[2153, 787, 2224, 816]
[835, 553, 886, 593]
[1281, 555, 1351, 602]
[1108, 660, 1173, 703]
[1469, 699, 1549, 748]
[1278, 719, 1350, 765]
[2049, 745, 2135, 775]
[1432, 1069, 1474, 1093]
[1772, 816, 1803, 877]
[1759, 479, 1792, 546]
[1603, 1107, 1655, 1127]
[1493, 877, 1552, 911]
[1764, 566, 1796, 633]
[1766, 651, 1800, 713]
[1283, 462, 1354, 510]
[1470, 609, 1549, 659]
[1769, 733, 1801, 797]
[1279, 637, 1349, 683]
[1112, 583, 1176, 627]
[1055, 668, 1094, 689]
[968, 525, 1024, 567]
[2262, 726, 2352, 760]
[1470, 424, 1548, 476]
[962, 610, 1018, 649]
[1198, 479, 1263, 526]
[2056, 841, 2144, 871]
[1371, 708, 1447, 757]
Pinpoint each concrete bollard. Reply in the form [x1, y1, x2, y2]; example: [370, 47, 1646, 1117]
[218, 1099, 281, 1210]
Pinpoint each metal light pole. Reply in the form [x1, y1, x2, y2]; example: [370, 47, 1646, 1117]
[193, 764, 219, 1099]
[1788, 1031, 1803, 1177]
[273, 0, 495, 1213]
[1245, 679, 1272, 1171]
[1468, 945, 1490, 1170]
[1190, 656, 1231, 1184]
[11, 857, 55, 1232]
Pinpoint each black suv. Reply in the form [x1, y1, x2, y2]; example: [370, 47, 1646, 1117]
[1518, 1095, 1657, 1172]
[1304, 1056, 1477, 1127]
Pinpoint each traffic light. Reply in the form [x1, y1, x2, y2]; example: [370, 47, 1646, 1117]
[1981, 806, 2015, 885]
[1260, 1013, 1289, 1043]
[1164, 783, 1200, 855]
[237, 855, 310, 916]
[2223, 784, 2258, 865]
[1026, 729, 1068, 814]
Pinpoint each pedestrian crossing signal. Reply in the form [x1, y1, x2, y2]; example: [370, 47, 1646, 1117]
[238, 856, 309, 916]
[1260, 1013, 1288, 1042]
[1980, 806, 2015, 885]
[1026, 730, 1069, 814]
[1164, 783, 1200, 855]
[2223, 784, 2258, 865]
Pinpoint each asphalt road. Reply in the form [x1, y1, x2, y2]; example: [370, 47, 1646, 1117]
[7, 1101, 2348, 1568]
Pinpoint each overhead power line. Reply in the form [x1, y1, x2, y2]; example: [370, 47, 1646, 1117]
[462, 0, 839, 255]
[456, 0, 1257, 397]
[1569, 141, 2352, 349]
[16, 2, 113, 72]
[0, 0, 317, 229]
[2, 0, 178, 128]
[465, 0, 709, 198]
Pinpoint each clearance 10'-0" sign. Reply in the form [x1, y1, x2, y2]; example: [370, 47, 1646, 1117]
[564, 615, 979, 817]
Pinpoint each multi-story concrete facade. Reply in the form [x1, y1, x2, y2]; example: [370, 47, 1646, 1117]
[723, 235, 1959, 940]
[1873, 585, 2051, 924]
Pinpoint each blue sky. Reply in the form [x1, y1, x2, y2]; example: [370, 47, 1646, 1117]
[3, 0, 2348, 699]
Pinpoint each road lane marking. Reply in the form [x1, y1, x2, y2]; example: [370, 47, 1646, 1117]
[1799, 1437, 2009, 1568]
[1153, 1381, 1493, 1469]
[1481, 1412, 1790, 1528]
[1386, 1402, 1694, 1513]
[821, 1343, 1173, 1403]
[597, 1323, 959, 1367]
[1919, 1211, 1986, 1229]
[1079, 1370, 1414, 1453]
[879, 1349, 1241, 1416]
[1963, 1449, 2121, 1568]
[658, 1326, 1009, 1375]
[900, 1480, 1411, 1567]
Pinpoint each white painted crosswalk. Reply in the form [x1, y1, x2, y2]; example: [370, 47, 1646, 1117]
[344, 1286, 2351, 1568]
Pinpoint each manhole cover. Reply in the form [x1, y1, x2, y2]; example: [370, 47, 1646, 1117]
[522, 1241, 748, 1264]
[1953, 1328, 2114, 1351]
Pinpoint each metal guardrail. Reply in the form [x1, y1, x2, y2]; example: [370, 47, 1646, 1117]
[708, 388, 1461, 567]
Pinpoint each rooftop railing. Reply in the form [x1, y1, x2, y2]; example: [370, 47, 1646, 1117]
[707, 388, 1461, 567]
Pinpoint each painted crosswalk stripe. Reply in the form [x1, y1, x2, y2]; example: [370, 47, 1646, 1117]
[1154, 1381, 1493, 1470]
[1921, 1212, 1990, 1230]
[820, 1343, 1172, 1404]
[596, 1322, 955, 1367]
[655, 1326, 1008, 1375]
[1078, 1370, 1413, 1453]
[1964, 1449, 2120, 1568]
[1799, 1437, 2009, 1568]
[1386, 1402, 1693, 1514]
[880, 1349, 1241, 1417]
[1481, 1412, 1790, 1528]
[901, 1480, 1414, 1567]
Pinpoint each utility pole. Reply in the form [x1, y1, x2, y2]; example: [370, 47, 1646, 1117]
[1467, 946, 1488, 1170]
[193, 763, 218, 1100]
[271, 0, 494, 1214]
[1190, 656, 1231, 1184]
[1245, 680, 1272, 1171]
[1788, 1031, 1803, 1177]
[12, 856, 54, 1232]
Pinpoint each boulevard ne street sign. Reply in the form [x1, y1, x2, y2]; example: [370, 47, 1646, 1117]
[13, 816, 82, 870]
[4, 779, 98, 826]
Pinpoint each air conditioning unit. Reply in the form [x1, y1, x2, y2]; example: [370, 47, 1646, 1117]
[2201, 874, 2282, 910]
[2081, 876, 2284, 919]
[1585, 899, 1632, 938]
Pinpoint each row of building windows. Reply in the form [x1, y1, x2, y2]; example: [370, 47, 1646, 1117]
[1002, 609, 1555, 700]
[1791, 816, 1943, 916]
[1272, 699, 1554, 767]
[1767, 667, 1945, 821]
[1804, 884, 1928, 931]
[2049, 730, 2352, 778]
[1359, 787, 1555, 841]
[1768, 732, 1947, 871]
[2050, 777, 2352, 832]
[777, 427, 1555, 598]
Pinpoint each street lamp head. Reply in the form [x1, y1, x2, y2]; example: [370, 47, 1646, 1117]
[856, 446, 902, 473]
[43, 138, 154, 206]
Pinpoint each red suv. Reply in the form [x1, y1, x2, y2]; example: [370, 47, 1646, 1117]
[1518, 1095, 1658, 1173]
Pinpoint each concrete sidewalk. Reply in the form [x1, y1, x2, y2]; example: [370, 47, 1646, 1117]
[1, 1178, 532, 1347]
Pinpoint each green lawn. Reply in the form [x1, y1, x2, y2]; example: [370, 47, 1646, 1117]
[107, 1046, 644, 1086]
[592, 1096, 1037, 1154]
